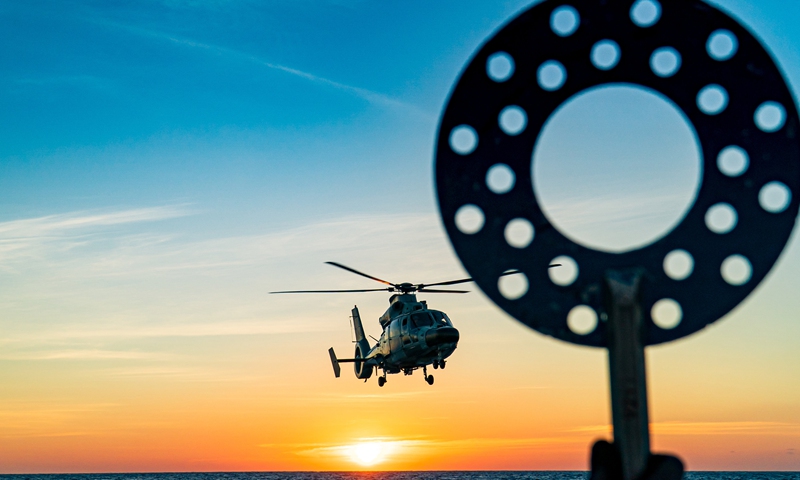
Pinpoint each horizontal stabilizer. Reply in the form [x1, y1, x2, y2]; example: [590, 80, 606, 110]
[328, 347, 341, 378]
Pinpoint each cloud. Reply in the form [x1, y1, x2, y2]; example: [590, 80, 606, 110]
[0, 205, 193, 266]
[537, 190, 697, 251]
[570, 421, 800, 436]
[0, 205, 191, 236]
[0, 349, 173, 361]
[290, 434, 589, 460]
[0, 402, 119, 439]
[650, 421, 800, 436]
[56, 211, 444, 276]
[0, 209, 452, 352]
[11, 318, 338, 343]
[86, 17, 432, 119]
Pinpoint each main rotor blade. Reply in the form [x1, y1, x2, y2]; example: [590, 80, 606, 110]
[419, 277, 473, 287]
[269, 288, 392, 294]
[325, 261, 396, 287]
[416, 289, 469, 294]
[420, 265, 561, 288]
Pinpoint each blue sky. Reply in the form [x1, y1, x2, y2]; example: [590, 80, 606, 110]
[0, 0, 528, 229]
[0, 0, 799, 471]
[1, 0, 798, 230]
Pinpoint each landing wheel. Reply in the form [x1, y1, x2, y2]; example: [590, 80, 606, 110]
[426, 374, 434, 385]
[440, 360, 446, 370]
[433, 360, 439, 369]
[378, 376, 386, 387]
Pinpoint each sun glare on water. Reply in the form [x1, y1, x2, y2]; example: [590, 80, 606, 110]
[350, 441, 386, 466]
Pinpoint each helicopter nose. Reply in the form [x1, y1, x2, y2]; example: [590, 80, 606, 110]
[425, 326, 460, 346]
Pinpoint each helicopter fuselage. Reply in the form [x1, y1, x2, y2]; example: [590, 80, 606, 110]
[278, 260, 555, 385]
[365, 293, 459, 372]
[329, 293, 460, 386]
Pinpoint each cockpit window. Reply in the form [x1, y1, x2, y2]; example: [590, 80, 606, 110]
[410, 312, 433, 328]
[431, 311, 451, 326]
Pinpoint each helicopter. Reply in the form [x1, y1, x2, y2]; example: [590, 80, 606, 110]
[271, 262, 559, 387]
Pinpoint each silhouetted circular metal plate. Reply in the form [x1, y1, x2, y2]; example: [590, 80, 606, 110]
[435, 0, 800, 347]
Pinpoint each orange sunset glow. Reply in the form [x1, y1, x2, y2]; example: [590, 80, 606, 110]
[2, 0, 800, 475]
[2, 289, 798, 473]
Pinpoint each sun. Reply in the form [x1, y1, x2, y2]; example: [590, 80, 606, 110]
[350, 441, 385, 466]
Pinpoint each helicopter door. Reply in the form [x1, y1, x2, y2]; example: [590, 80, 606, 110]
[388, 318, 402, 354]
[401, 317, 411, 346]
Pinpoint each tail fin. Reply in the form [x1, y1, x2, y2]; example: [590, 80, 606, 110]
[351, 306, 370, 354]
[328, 347, 341, 378]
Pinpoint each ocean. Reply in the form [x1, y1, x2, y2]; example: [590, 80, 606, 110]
[1, 473, 799, 480]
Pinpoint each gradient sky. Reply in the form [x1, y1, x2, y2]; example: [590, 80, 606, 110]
[1, 0, 799, 473]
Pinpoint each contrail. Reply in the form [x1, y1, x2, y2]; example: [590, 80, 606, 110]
[88, 17, 434, 119]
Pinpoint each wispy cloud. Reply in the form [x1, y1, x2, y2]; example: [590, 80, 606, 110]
[0, 401, 177, 439]
[9, 318, 338, 344]
[0, 349, 173, 361]
[0, 204, 191, 237]
[0, 402, 119, 439]
[0, 204, 193, 266]
[86, 17, 432, 119]
[651, 421, 800, 436]
[289, 434, 590, 460]
[569, 421, 800, 436]
[66, 211, 444, 276]
[0, 209, 448, 346]
[539, 190, 696, 252]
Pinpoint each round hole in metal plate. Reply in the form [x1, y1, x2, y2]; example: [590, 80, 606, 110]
[487, 52, 515, 82]
[707, 29, 738, 61]
[705, 203, 738, 234]
[697, 84, 728, 115]
[498, 270, 529, 300]
[499, 105, 528, 136]
[591, 40, 621, 70]
[755, 101, 786, 132]
[532, 84, 702, 253]
[567, 305, 598, 335]
[759, 181, 791, 213]
[454, 204, 485, 234]
[486, 163, 516, 194]
[504, 218, 535, 249]
[721, 254, 752, 286]
[549, 255, 578, 286]
[551, 5, 580, 37]
[650, 47, 681, 77]
[538, 60, 567, 91]
[449, 125, 478, 155]
[652, 298, 682, 329]
[630, 0, 661, 27]
[717, 146, 749, 177]
[663, 249, 694, 281]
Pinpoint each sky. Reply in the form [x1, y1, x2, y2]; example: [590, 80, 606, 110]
[0, 0, 799, 473]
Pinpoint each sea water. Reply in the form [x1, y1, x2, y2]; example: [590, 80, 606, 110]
[2, 472, 799, 480]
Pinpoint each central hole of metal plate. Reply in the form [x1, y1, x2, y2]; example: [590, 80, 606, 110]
[532, 83, 702, 253]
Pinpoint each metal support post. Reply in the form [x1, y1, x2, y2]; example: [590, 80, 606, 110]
[605, 269, 650, 480]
